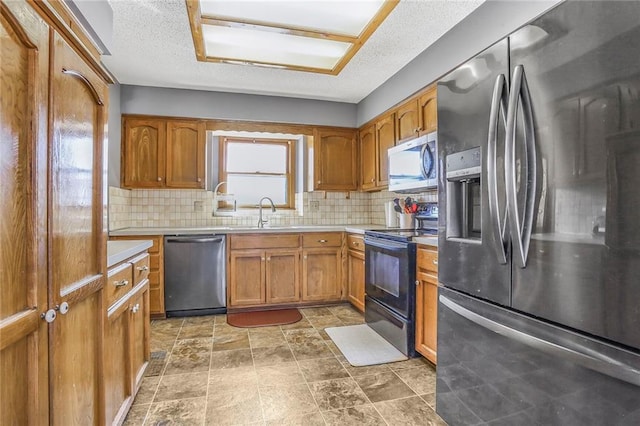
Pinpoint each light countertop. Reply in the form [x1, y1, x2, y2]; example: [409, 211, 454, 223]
[110, 224, 384, 236]
[107, 240, 153, 267]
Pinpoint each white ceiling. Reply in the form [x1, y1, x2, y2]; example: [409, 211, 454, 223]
[103, 0, 484, 103]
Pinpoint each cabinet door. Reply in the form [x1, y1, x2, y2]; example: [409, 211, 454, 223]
[359, 124, 377, 190]
[104, 302, 132, 426]
[166, 120, 206, 189]
[130, 283, 150, 391]
[49, 33, 108, 425]
[375, 113, 396, 188]
[396, 98, 421, 142]
[122, 117, 166, 188]
[347, 249, 365, 312]
[0, 3, 50, 424]
[266, 250, 300, 304]
[313, 128, 358, 191]
[229, 250, 266, 306]
[302, 249, 342, 301]
[415, 271, 438, 364]
[418, 86, 437, 134]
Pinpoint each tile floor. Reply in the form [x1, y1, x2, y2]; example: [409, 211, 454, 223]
[124, 304, 445, 425]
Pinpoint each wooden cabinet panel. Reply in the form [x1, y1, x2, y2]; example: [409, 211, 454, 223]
[104, 301, 131, 426]
[0, 2, 50, 424]
[375, 113, 396, 188]
[416, 245, 438, 364]
[396, 98, 421, 142]
[418, 86, 437, 134]
[130, 284, 150, 390]
[122, 118, 166, 188]
[347, 234, 364, 252]
[49, 32, 107, 425]
[230, 233, 299, 250]
[131, 253, 150, 286]
[347, 249, 365, 312]
[266, 250, 300, 304]
[106, 262, 133, 307]
[359, 124, 377, 190]
[312, 128, 358, 191]
[302, 232, 342, 248]
[111, 235, 165, 318]
[302, 248, 342, 301]
[229, 250, 265, 306]
[166, 120, 205, 189]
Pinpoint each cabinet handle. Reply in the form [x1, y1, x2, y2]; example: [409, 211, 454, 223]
[267, 257, 271, 262]
[261, 257, 265, 261]
[137, 265, 149, 272]
[433, 259, 438, 265]
[415, 280, 420, 287]
[352, 242, 359, 247]
[318, 239, 328, 243]
[131, 303, 140, 314]
[197, 178, 202, 182]
[304, 255, 307, 260]
[114, 279, 129, 288]
[157, 177, 163, 181]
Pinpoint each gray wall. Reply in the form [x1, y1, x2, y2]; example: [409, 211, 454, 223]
[357, 0, 562, 125]
[120, 85, 358, 128]
[108, 84, 121, 187]
[66, 0, 113, 53]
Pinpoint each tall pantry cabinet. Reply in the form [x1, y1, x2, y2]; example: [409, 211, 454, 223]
[1, 1, 110, 424]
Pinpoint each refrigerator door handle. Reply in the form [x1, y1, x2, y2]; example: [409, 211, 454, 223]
[505, 65, 537, 268]
[487, 74, 509, 265]
[440, 295, 640, 387]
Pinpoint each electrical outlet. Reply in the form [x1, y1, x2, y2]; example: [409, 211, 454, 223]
[309, 200, 320, 212]
[194, 200, 203, 212]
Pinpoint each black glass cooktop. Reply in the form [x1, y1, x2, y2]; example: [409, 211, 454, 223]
[365, 228, 437, 242]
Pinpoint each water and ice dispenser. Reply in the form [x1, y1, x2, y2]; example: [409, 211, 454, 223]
[446, 147, 482, 241]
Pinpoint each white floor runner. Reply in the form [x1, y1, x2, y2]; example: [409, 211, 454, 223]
[325, 324, 408, 367]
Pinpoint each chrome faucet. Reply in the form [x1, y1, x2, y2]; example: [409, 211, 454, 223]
[257, 197, 276, 228]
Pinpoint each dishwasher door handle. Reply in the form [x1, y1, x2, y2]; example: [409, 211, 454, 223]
[166, 237, 224, 243]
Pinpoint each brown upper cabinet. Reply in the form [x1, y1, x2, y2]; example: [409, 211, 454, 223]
[396, 84, 437, 143]
[122, 116, 205, 189]
[359, 124, 377, 191]
[311, 128, 358, 191]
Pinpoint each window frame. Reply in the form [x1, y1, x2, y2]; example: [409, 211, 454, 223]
[218, 136, 296, 209]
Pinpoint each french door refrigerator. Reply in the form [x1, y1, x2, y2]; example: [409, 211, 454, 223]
[436, 1, 640, 425]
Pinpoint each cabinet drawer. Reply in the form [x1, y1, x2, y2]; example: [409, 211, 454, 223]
[417, 247, 438, 274]
[230, 234, 299, 250]
[302, 232, 342, 248]
[107, 263, 133, 307]
[347, 234, 364, 252]
[131, 253, 150, 286]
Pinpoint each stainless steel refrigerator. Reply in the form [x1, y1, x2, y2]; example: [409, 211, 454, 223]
[436, 1, 640, 424]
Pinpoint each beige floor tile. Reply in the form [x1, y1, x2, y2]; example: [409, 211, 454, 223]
[280, 317, 314, 330]
[387, 356, 431, 371]
[264, 410, 325, 426]
[209, 348, 253, 370]
[300, 307, 334, 317]
[149, 339, 176, 353]
[212, 332, 250, 352]
[213, 314, 227, 325]
[177, 324, 214, 340]
[183, 315, 217, 326]
[209, 365, 258, 386]
[164, 338, 212, 375]
[298, 357, 350, 383]
[252, 345, 296, 367]
[259, 383, 318, 421]
[394, 365, 437, 395]
[290, 340, 335, 361]
[133, 377, 160, 405]
[337, 355, 393, 377]
[123, 404, 149, 425]
[421, 392, 436, 409]
[154, 371, 208, 402]
[249, 329, 287, 349]
[144, 397, 206, 426]
[283, 328, 323, 344]
[205, 382, 263, 425]
[321, 404, 386, 425]
[374, 395, 446, 426]
[354, 372, 416, 403]
[255, 362, 305, 388]
[309, 377, 369, 411]
[307, 315, 345, 329]
[327, 304, 361, 317]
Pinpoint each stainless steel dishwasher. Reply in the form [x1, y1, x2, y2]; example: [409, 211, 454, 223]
[164, 234, 226, 317]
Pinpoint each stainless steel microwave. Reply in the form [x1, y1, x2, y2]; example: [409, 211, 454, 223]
[388, 132, 437, 193]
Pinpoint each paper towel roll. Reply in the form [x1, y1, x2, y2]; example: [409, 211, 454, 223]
[385, 201, 398, 228]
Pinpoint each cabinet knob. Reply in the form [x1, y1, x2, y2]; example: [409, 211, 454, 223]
[267, 257, 271, 262]
[261, 257, 265, 261]
[41, 309, 57, 323]
[433, 259, 438, 265]
[157, 177, 163, 181]
[56, 302, 70, 315]
[317, 180, 321, 184]
[318, 239, 328, 243]
[370, 178, 375, 183]
[197, 178, 202, 182]
[137, 265, 149, 272]
[131, 303, 140, 314]
[415, 280, 420, 287]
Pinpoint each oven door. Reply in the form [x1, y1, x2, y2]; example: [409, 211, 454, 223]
[364, 236, 416, 319]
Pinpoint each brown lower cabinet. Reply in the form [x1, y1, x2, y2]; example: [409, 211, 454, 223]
[228, 232, 343, 308]
[346, 234, 365, 312]
[415, 245, 438, 364]
[111, 235, 165, 318]
[104, 250, 151, 425]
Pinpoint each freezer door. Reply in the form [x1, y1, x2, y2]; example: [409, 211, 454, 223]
[437, 287, 640, 426]
[508, 1, 640, 349]
[437, 39, 511, 306]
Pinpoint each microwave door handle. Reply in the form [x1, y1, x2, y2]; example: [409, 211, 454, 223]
[487, 73, 508, 265]
[505, 65, 537, 268]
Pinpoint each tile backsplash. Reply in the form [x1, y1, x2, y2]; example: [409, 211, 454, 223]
[108, 187, 437, 230]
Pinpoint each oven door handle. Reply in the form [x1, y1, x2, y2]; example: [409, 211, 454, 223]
[364, 237, 409, 250]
